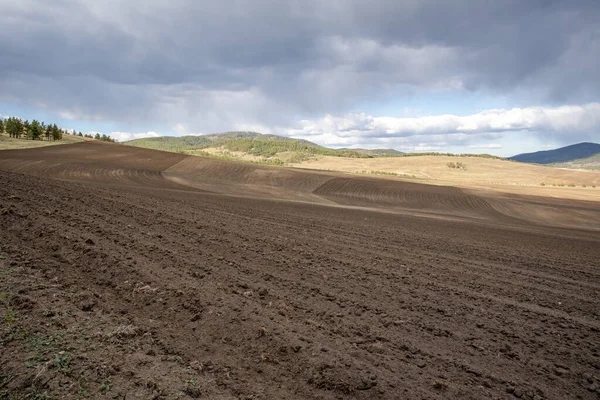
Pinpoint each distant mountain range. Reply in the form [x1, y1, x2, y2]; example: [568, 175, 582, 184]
[509, 142, 600, 170]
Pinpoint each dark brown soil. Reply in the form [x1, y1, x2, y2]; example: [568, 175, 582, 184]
[1, 142, 599, 399]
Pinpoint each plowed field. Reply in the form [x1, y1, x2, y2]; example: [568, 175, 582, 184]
[1, 142, 599, 399]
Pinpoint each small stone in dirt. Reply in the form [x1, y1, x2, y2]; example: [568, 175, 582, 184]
[85, 238, 95, 245]
[133, 285, 158, 294]
[257, 327, 268, 337]
[0, 207, 13, 215]
[190, 313, 202, 322]
[258, 288, 269, 297]
[554, 367, 569, 376]
[356, 378, 377, 390]
[513, 388, 523, 398]
[111, 324, 140, 338]
[76, 292, 96, 311]
[416, 360, 426, 368]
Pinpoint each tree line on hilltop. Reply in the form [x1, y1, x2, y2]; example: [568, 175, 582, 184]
[0, 117, 115, 142]
[2, 117, 64, 141]
[79, 132, 116, 142]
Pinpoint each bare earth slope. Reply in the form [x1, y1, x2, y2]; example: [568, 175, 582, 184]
[1, 141, 599, 229]
[0, 142, 190, 190]
[1, 142, 599, 399]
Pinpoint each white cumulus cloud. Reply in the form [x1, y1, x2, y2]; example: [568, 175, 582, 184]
[281, 103, 600, 148]
[467, 144, 503, 150]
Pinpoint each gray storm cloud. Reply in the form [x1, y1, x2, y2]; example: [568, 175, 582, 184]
[1, 0, 599, 145]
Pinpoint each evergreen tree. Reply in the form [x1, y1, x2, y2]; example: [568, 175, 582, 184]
[5, 117, 17, 137]
[0, 118, 4, 134]
[3, 118, 8, 137]
[9, 117, 15, 138]
[30, 120, 42, 140]
[11, 117, 23, 138]
[78, 131, 83, 137]
[51, 124, 60, 141]
[94, 133, 101, 140]
[22, 120, 31, 139]
[17, 118, 23, 138]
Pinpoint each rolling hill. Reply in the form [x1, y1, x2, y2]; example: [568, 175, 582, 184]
[339, 148, 405, 157]
[125, 132, 507, 163]
[552, 153, 600, 170]
[510, 142, 600, 168]
[126, 132, 365, 157]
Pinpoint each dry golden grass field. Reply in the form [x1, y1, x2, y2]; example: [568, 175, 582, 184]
[0, 132, 87, 150]
[287, 154, 600, 201]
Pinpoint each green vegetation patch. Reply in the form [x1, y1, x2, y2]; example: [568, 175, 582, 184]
[210, 138, 369, 158]
[126, 131, 371, 159]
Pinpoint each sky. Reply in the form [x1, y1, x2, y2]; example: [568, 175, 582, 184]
[1, 0, 599, 156]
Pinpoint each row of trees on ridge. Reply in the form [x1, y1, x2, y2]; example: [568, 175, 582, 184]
[2, 117, 64, 141]
[0, 117, 116, 142]
[79, 132, 116, 142]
